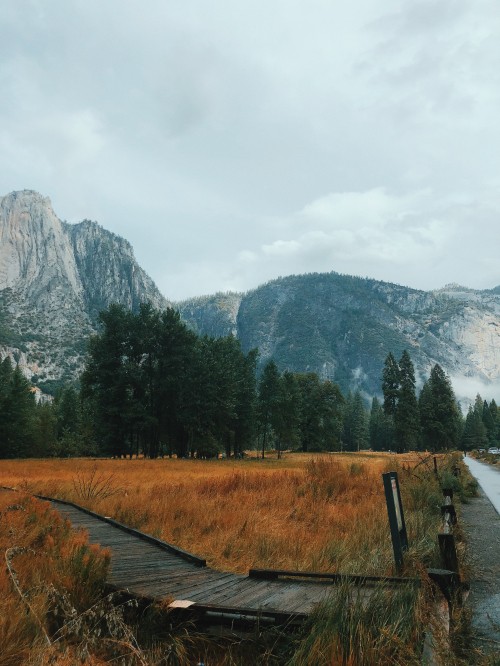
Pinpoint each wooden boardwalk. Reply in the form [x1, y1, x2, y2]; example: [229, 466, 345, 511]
[40, 496, 418, 627]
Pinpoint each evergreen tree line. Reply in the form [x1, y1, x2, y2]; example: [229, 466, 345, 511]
[0, 357, 87, 458]
[2, 303, 499, 459]
[374, 350, 500, 453]
[461, 394, 500, 450]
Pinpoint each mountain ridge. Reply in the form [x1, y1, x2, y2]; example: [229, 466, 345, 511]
[1, 189, 499, 401]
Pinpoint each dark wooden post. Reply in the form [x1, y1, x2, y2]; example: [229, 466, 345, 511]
[442, 488, 454, 501]
[382, 472, 408, 572]
[438, 534, 459, 573]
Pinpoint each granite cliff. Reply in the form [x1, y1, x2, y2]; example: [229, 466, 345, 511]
[0, 190, 168, 392]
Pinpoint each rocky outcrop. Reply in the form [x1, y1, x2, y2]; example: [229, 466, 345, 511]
[0, 190, 168, 392]
[176, 292, 243, 338]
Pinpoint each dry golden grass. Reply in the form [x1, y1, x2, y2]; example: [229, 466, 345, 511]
[0, 452, 443, 576]
[0, 490, 112, 665]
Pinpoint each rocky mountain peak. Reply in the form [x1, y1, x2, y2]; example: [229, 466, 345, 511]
[0, 190, 168, 393]
[0, 190, 82, 299]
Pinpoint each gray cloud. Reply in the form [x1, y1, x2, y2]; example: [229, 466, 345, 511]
[1, 0, 500, 299]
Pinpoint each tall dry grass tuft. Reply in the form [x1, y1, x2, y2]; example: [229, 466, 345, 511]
[289, 581, 425, 666]
[0, 491, 141, 665]
[72, 463, 123, 502]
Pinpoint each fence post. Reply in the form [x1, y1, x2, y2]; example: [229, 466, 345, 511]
[438, 533, 459, 574]
[382, 472, 408, 572]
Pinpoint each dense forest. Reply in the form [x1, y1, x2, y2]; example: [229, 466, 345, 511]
[1, 303, 499, 459]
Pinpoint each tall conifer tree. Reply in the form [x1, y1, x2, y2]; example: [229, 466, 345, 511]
[419, 364, 460, 451]
[394, 350, 420, 452]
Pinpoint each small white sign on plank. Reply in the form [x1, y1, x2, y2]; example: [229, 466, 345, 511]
[168, 599, 195, 609]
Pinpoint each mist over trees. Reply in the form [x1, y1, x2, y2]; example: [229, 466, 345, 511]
[1, 302, 499, 459]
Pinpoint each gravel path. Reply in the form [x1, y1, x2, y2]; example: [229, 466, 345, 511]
[461, 457, 500, 655]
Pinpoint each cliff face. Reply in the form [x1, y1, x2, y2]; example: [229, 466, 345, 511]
[176, 292, 243, 339]
[0, 190, 168, 392]
[0, 190, 84, 302]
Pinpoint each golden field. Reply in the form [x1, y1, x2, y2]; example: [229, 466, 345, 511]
[0, 452, 445, 577]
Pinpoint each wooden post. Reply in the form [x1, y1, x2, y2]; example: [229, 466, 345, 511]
[441, 504, 457, 527]
[382, 472, 408, 572]
[433, 456, 438, 476]
[438, 533, 459, 573]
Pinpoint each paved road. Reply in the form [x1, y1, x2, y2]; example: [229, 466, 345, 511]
[464, 456, 500, 514]
[461, 456, 500, 656]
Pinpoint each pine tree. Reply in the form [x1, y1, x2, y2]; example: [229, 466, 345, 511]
[296, 373, 324, 452]
[382, 352, 400, 416]
[147, 307, 198, 458]
[233, 347, 258, 458]
[275, 371, 301, 454]
[419, 364, 460, 451]
[394, 350, 420, 452]
[342, 391, 368, 451]
[482, 399, 496, 445]
[369, 396, 395, 451]
[489, 399, 500, 446]
[0, 357, 14, 457]
[461, 405, 488, 451]
[257, 360, 282, 458]
[7, 365, 36, 457]
[81, 304, 137, 457]
[318, 380, 345, 451]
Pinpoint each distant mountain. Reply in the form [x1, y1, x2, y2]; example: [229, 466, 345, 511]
[0, 190, 168, 393]
[2, 189, 500, 401]
[180, 275, 500, 399]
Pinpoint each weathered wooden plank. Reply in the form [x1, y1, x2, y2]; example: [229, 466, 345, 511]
[191, 602, 308, 625]
[209, 580, 284, 609]
[142, 572, 227, 593]
[170, 573, 245, 600]
[140, 573, 228, 594]
[182, 575, 256, 604]
[250, 582, 308, 611]
[249, 568, 420, 587]
[105, 548, 184, 560]
[111, 568, 220, 586]
[110, 559, 192, 572]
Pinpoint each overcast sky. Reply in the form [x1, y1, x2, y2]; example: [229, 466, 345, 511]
[1, 0, 500, 301]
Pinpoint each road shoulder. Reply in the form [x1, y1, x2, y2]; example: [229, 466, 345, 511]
[460, 485, 500, 656]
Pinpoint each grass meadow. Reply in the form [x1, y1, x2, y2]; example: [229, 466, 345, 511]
[0, 451, 477, 664]
[1, 452, 446, 576]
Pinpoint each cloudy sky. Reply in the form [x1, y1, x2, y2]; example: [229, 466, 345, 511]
[1, 0, 500, 300]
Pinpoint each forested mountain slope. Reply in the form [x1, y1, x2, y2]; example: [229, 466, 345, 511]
[180, 275, 500, 398]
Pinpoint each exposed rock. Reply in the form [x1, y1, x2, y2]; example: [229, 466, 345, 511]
[176, 292, 243, 338]
[0, 190, 168, 392]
